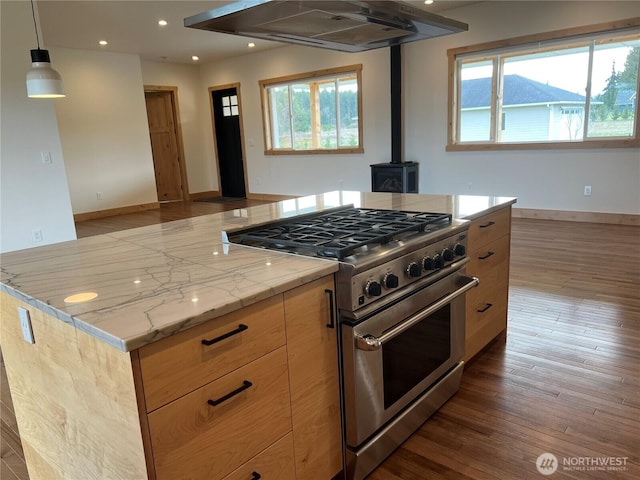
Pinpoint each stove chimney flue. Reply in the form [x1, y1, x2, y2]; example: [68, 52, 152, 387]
[390, 45, 402, 164]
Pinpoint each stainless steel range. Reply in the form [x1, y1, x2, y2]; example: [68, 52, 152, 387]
[223, 205, 478, 480]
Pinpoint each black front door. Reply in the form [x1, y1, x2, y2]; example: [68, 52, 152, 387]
[212, 87, 246, 198]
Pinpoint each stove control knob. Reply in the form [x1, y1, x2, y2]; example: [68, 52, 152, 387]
[364, 280, 382, 297]
[442, 248, 455, 262]
[433, 254, 444, 269]
[382, 273, 399, 289]
[407, 262, 422, 278]
[454, 243, 466, 256]
[422, 256, 435, 271]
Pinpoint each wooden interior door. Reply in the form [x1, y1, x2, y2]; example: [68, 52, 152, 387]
[145, 91, 184, 202]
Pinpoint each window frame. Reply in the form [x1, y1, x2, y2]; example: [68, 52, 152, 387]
[259, 64, 364, 155]
[447, 18, 640, 151]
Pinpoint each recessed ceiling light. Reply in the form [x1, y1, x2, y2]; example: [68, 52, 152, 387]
[99, 40, 108, 46]
[248, 42, 256, 48]
[192, 55, 200, 61]
[424, 0, 434, 5]
[158, 19, 168, 26]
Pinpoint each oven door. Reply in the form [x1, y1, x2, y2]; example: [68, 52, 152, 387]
[341, 270, 478, 448]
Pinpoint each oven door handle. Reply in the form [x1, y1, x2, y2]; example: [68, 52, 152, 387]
[355, 275, 479, 351]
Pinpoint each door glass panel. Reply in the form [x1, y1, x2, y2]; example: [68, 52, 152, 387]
[382, 305, 451, 409]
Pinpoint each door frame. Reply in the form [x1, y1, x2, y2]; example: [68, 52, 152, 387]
[208, 82, 249, 198]
[144, 85, 190, 202]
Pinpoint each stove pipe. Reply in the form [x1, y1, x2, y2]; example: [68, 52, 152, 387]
[390, 45, 402, 164]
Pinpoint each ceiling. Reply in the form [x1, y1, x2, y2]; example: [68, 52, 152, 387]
[36, 0, 477, 64]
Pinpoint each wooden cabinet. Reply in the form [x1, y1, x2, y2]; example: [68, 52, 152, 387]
[138, 295, 286, 412]
[135, 294, 293, 480]
[221, 433, 296, 480]
[0, 293, 149, 480]
[464, 207, 512, 361]
[284, 276, 342, 480]
[0, 274, 341, 480]
[135, 275, 341, 480]
[147, 348, 292, 480]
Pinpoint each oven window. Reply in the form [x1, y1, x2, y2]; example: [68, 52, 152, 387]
[382, 305, 451, 409]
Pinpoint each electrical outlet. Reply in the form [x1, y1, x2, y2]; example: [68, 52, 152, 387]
[96, 192, 103, 200]
[584, 185, 592, 196]
[32, 229, 43, 243]
[41, 151, 52, 164]
[18, 307, 35, 344]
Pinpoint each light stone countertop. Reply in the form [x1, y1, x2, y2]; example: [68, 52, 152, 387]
[0, 192, 516, 351]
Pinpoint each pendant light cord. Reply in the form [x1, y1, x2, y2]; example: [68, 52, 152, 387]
[30, 0, 41, 49]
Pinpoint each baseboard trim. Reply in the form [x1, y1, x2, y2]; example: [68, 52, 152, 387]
[246, 193, 299, 201]
[74, 202, 160, 222]
[513, 207, 639, 226]
[189, 191, 296, 202]
[190, 191, 220, 200]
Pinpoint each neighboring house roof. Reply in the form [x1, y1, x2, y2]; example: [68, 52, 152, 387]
[616, 88, 637, 107]
[461, 74, 586, 109]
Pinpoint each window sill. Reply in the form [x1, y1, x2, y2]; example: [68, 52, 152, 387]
[446, 138, 640, 152]
[265, 147, 364, 155]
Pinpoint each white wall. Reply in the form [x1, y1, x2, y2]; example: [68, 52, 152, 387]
[51, 47, 158, 214]
[3, 0, 637, 247]
[0, 0, 76, 253]
[403, 0, 640, 213]
[199, 46, 392, 196]
[140, 60, 213, 194]
[193, 1, 638, 213]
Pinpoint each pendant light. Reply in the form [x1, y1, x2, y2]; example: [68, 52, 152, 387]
[26, 0, 65, 98]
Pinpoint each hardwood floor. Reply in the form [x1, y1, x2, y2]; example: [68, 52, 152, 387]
[370, 219, 640, 480]
[2, 202, 639, 480]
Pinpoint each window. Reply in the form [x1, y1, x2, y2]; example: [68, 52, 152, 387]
[259, 65, 363, 154]
[221, 95, 239, 117]
[447, 19, 640, 150]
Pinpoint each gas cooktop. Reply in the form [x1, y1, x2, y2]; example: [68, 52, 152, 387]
[223, 205, 452, 260]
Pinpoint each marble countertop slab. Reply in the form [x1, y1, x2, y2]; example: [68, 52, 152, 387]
[0, 192, 515, 351]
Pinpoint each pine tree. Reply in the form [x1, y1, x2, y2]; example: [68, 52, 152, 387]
[618, 47, 639, 86]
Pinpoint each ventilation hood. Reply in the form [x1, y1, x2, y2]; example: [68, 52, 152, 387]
[184, 1, 468, 52]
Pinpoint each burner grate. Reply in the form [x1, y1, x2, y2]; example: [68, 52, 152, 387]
[227, 206, 452, 260]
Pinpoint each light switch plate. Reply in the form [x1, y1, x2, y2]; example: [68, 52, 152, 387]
[18, 307, 35, 344]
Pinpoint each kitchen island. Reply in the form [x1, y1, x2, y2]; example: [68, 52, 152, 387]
[0, 191, 515, 480]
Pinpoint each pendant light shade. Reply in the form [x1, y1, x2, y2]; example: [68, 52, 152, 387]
[26, 0, 65, 99]
[27, 49, 65, 98]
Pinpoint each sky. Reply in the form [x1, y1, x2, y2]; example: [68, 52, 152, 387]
[461, 43, 637, 96]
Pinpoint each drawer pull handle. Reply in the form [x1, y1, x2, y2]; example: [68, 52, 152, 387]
[201, 324, 248, 346]
[325, 289, 335, 329]
[251, 473, 261, 480]
[477, 303, 493, 313]
[478, 251, 495, 260]
[479, 221, 496, 229]
[208, 380, 253, 407]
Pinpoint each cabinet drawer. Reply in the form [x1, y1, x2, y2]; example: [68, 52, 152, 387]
[466, 276, 508, 339]
[465, 304, 508, 361]
[222, 433, 296, 480]
[468, 207, 511, 250]
[466, 239, 510, 310]
[148, 347, 292, 480]
[467, 234, 511, 277]
[139, 295, 286, 411]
